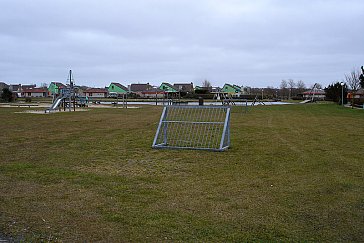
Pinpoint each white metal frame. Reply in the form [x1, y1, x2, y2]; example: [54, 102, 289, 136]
[152, 105, 231, 151]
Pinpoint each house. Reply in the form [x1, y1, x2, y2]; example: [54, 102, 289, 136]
[159, 83, 178, 93]
[21, 87, 48, 97]
[21, 84, 36, 90]
[222, 84, 242, 96]
[129, 83, 152, 96]
[108, 82, 128, 97]
[8, 84, 22, 97]
[303, 90, 326, 100]
[347, 88, 364, 105]
[141, 88, 166, 98]
[84, 88, 108, 98]
[74, 85, 88, 96]
[130, 83, 152, 92]
[48, 82, 66, 95]
[194, 85, 213, 94]
[173, 83, 194, 92]
[347, 88, 364, 98]
[356, 88, 364, 98]
[211, 87, 222, 93]
[9, 84, 21, 92]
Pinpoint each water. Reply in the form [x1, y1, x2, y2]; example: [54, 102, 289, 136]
[97, 101, 293, 106]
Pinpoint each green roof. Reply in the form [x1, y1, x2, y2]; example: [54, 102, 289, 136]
[159, 83, 178, 92]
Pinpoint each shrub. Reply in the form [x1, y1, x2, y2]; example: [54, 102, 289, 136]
[1, 88, 13, 102]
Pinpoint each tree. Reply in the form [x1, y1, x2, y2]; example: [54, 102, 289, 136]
[288, 79, 295, 99]
[243, 86, 251, 95]
[324, 82, 347, 104]
[296, 80, 306, 94]
[202, 80, 212, 89]
[280, 80, 288, 99]
[345, 68, 361, 108]
[264, 86, 277, 99]
[200, 79, 212, 93]
[1, 88, 13, 102]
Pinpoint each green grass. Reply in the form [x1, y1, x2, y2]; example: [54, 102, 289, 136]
[0, 104, 363, 241]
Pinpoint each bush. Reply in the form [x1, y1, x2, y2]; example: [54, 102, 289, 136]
[184, 93, 215, 99]
[1, 88, 13, 102]
[195, 89, 209, 95]
[127, 93, 139, 99]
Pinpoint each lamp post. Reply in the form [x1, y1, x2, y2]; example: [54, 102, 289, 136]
[340, 82, 344, 106]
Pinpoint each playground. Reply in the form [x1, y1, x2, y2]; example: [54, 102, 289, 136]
[0, 104, 363, 241]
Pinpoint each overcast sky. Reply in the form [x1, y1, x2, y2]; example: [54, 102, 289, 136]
[0, 0, 363, 88]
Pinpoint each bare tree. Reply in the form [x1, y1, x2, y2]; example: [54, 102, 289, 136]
[202, 80, 212, 90]
[297, 80, 306, 90]
[243, 86, 251, 95]
[296, 80, 306, 94]
[288, 79, 295, 99]
[280, 80, 287, 99]
[345, 68, 361, 108]
[264, 86, 276, 99]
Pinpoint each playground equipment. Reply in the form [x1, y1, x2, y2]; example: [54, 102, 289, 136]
[152, 105, 231, 151]
[251, 96, 265, 106]
[213, 92, 236, 106]
[120, 93, 128, 108]
[165, 92, 180, 105]
[49, 94, 66, 110]
[153, 91, 181, 106]
[222, 94, 236, 106]
[45, 70, 87, 113]
[112, 93, 128, 108]
[241, 99, 248, 113]
[301, 83, 321, 103]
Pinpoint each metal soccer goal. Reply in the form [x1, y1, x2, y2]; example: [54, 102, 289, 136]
[152, 105, 231, 151]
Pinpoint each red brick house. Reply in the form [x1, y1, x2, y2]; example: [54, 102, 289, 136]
[21, 88, 48, 97]
[84, 88, 108, 98]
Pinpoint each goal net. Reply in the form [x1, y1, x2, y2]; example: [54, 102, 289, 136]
[152, 106, 231, 151]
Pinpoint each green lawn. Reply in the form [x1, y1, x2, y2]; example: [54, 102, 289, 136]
[0, 104, 363, 241]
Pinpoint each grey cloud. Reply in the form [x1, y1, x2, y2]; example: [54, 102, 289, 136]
[0, 0, 363, 87]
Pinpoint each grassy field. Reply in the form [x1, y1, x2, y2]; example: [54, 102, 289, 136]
[0, 104, 363, 241]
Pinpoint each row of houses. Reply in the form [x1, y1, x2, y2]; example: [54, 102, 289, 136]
[1, 81, 252, 98]
[7, 81, 355, 100]
[0, 82, 48, 98]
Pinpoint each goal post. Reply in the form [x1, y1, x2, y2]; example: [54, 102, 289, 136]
[152, 105, 231, 151]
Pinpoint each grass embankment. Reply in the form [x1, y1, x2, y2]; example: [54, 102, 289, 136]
[0, 104, 363, 241]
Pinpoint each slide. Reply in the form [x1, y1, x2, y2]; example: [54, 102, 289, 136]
[46, 95, 66, 111]
[300, 100, 311, 104]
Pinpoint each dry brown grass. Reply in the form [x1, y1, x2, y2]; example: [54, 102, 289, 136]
[0, 104, 363, 241]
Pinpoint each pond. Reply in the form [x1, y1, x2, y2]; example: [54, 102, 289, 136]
[97, 101, 293, 106]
